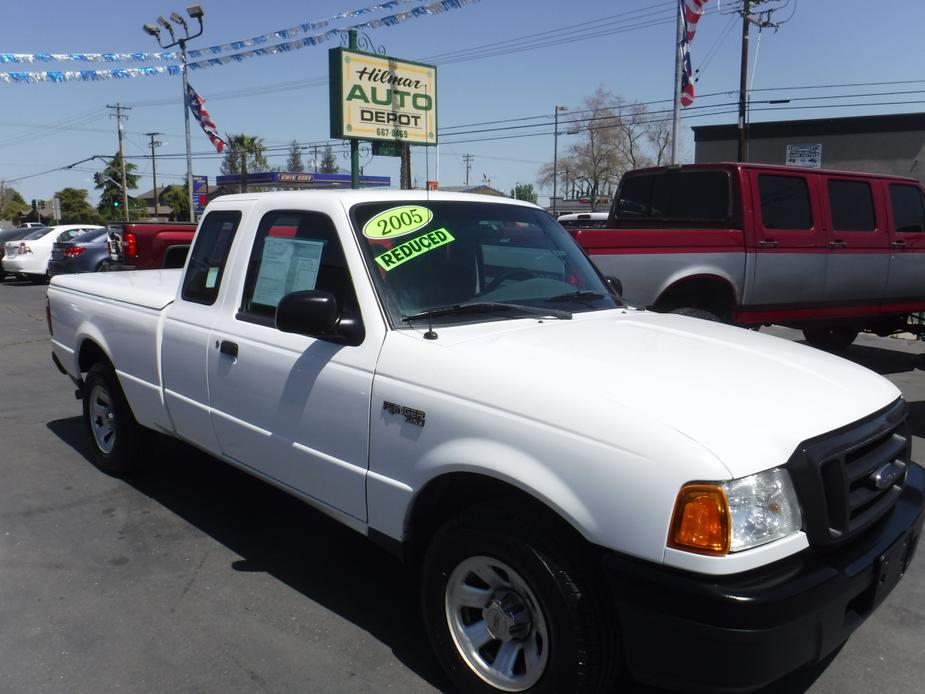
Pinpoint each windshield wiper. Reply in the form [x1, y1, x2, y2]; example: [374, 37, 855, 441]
[544, 290, 605, 303]
[402, 302, 571, 323]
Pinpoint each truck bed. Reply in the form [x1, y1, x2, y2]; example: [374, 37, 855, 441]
[52, 269, 182, 310]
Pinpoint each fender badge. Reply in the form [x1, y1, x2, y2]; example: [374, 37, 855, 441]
[384, 401, 426, 427]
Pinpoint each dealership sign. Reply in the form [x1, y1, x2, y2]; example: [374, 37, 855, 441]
[329, 48, 437, 145]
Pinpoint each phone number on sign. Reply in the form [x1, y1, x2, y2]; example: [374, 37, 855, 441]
[376, 128, 409, 138]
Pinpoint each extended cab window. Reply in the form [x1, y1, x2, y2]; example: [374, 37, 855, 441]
[613, 171, 730, 227]
[239, 210, 361, 328]
[758, 175, 812, 230]
[889, 184, 925, 232]
[181, 211, 241, 305]
[828, 180, 875, 231]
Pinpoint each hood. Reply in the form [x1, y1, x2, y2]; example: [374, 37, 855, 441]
[380, 310, 900, 478]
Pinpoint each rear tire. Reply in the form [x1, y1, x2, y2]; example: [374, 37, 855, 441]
[670, 307, 720, 322]
[802, 326, 858, 352]
[421, 509, 617, 693]
[82, 362, 150, 475]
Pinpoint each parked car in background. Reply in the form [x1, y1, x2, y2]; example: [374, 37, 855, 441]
[47, 227, 111, 277]
[2, 224, 102, 282]
[557, 211, 610, 230]
[0, 227, 41, 280]
[106, 221, 197, 271]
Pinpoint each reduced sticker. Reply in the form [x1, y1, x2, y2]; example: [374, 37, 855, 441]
[363, 205, 433, 239]
[374, 228, 455, 270]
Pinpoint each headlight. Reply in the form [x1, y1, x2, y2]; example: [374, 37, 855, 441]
[669, 468, 802, 555]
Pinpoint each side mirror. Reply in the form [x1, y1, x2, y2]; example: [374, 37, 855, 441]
[275, 290, 365, 346]
[605, 275, 623, 298]
[276, 290, 338, 336]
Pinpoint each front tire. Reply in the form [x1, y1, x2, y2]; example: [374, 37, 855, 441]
[421, 510, 616, 693]
[82, 362, 149, 475]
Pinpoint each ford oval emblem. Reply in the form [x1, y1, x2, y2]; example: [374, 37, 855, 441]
[868, 462, 904, 490]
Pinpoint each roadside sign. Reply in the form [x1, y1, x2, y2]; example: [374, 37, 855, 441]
[786, 144, 822, 168]
[192, 176, 208, 215]
[329, 48, 437, 146]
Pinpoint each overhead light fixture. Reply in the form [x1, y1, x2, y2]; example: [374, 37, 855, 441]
[186, 4, 204, 19]
[157, 16, 171, 29]
[143, 23, 161, 37]
[170, 11, 187, 27]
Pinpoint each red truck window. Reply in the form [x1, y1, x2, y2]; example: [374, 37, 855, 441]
[889, 184, 925, 232]
[828, 180, 875, 231]
[615, 171, 730, 226]
[758, 175, 812, 230]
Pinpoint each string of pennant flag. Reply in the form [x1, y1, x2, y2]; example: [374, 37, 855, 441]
[0, 0, 478, 84]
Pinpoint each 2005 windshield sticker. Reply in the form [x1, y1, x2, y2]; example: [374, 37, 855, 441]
[363, 205, 433, 239]
[374, 228, 455, 271]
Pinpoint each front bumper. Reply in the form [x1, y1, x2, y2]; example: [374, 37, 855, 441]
[603, 461, 924, 693]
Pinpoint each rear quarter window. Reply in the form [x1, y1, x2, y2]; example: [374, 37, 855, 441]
[614, 171, 730, 227]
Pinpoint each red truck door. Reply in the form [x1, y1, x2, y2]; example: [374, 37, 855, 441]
[819, 175, 889, 306]
[745, 169, 827, 319]
[884, 181, 925, 304]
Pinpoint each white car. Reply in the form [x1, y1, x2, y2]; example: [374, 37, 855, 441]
[3, 224, 102, 281]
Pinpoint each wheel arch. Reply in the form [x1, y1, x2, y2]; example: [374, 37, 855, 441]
[402, 470, 597, 567]
[653, 272, 738, 320]
[76, 329, 114, 374]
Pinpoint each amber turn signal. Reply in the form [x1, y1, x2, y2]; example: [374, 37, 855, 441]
[668, 484, 730, 555]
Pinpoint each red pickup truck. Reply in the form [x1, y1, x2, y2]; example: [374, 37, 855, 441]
[105, 222, 197, 270]
[570, 162, 925, 350]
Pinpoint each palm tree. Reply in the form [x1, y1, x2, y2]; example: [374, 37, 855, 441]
[221, 133, 266, 193]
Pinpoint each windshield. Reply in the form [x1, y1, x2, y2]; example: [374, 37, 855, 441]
[350, 200, 620, 326]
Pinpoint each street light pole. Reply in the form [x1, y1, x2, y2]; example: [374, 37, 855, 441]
[143, 5, 204, 223]
[180, 39, 195, 221]
[552, 105, 567, 218]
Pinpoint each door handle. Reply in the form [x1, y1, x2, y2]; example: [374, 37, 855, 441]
[758, 239, 779, 248]
[891, 240, 908, 248]
[828, 240, 847, 248]
[219, 340, 239, 358]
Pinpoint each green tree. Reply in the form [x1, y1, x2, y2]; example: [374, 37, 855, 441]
[286, 140, 304, 172]
[510, 183, 538, 203]
[221, 133, 268, 192]
[320, 144, 339, 173]
[163, 185, 190, 221]
[54, 187, 103, 224]
[94, 153, 139, 220]
[0, 185, 28, 222]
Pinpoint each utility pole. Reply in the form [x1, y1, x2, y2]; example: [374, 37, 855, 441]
[736, 0, 751, 162]
[146, 132, 163, 220]
[462, 154, 474, 187]
[736, 1, 778, 162]
[107, 103, 131, 221]
[552, 106, 567, 217]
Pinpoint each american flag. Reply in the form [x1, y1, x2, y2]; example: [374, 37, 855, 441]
[680, 0, 708, 107]
[187, 83, 225, 153]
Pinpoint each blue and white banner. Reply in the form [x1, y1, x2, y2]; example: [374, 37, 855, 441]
[0, 0, 479, 84]
[0, 0, 423, 66]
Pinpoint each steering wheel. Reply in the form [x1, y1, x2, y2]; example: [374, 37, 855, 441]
[482, 269, 542, 294]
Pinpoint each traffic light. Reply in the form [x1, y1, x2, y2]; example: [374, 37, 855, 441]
[31, 199, 37, 212]
[113, 199, 120, 209]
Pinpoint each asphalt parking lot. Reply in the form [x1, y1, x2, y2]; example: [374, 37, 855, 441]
[1, 277, 923, 694]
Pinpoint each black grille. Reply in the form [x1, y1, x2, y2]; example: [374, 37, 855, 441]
[787, 398, 911, 548]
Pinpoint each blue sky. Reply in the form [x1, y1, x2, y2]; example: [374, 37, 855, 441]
[0, 0, 921, 208]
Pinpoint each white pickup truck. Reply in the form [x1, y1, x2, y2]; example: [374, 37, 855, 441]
[48, 190, 924, 694]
